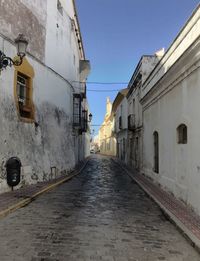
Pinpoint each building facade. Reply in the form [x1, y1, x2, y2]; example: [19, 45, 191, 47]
[99, 97, 116, 156]
[0, 0, 90, 192]
[112, 89, 128, 161]
[113, 5, 200, 216]
[126, 54, 162, 169]
[141, 5, 200, 214]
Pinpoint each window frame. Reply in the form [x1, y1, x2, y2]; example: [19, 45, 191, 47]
[14, 58, 35, 123]
[177, 124, 187, 144]
[153, 131, 159, 173]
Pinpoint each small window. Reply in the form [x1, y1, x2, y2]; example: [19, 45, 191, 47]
[177, 124, 187, 144]
[153, 131, 159, 173]
[119, 116, 122, 129]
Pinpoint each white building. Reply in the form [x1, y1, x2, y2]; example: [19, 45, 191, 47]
[112, 89, 128, 162]
[0, 0, 90, 192]
[112, 4, 200, 216]
[126, 55, 162, 169]
[99, 97, 116, 156]
[141, 5, 200, 214]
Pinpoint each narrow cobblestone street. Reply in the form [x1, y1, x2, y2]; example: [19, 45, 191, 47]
[0, 155, 199, 261]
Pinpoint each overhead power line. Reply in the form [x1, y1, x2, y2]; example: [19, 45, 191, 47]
[73, 81, 128, 85]
[87, 89, 121, 92]
[91, 124, 106, 126]
[86, 82, 128, 85]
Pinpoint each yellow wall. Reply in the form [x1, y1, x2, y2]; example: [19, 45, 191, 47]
[14, 57, 35, 123]
[98, 98, 116, 156]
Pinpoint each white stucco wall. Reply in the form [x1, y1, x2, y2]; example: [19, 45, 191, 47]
[141, 56, 160, 84]
[115, 98, 128, 132]
[142, 36, 200, 214]
[114, 97, 128, 162]
[142, 6, 200, 98]
[0, 31, 77, 189]
[45, 0, 81, 83]
[0, 0, 89, 193]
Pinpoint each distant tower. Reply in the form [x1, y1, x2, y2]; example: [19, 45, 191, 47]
[106, 97, 112, 116]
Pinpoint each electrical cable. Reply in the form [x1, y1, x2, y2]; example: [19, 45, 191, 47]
[87, 89, 121, 92]
[73, 81, 128, 85]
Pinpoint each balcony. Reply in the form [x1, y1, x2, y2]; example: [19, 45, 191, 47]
[128, 114, 135, 131]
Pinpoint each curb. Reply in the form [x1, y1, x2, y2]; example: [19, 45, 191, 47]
[112, 158, 200, 252]
[0, 158, 90, 219]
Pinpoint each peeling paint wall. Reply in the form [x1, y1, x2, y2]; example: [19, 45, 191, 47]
[0, 0, 89, 193]
[0, 0, 47, 61]
[0, 48, 76, 192]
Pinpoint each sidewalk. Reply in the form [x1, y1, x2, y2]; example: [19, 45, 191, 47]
[113, 158, 200, 251]
[0, 158, 89, 219]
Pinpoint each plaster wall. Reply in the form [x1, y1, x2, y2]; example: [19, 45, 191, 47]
[0, 0, 89, 194]
[45, 0, 81, 83]
[142, 6, 200, 98]
[77, 98, 91, 160]
[0, 35, 76, 192]
[127, 89, 143, 169]
[115, 97, 128, 162]
[0, 0, 47, 61]
[141, 56, 160, 84]
[84, 132, 90, 158]
[143, 55, 200, 214]
[99, 98, 116, 156]
[115, 98, 128, 133]
[128, 88, 142, 128]
[140, 6, 200, 215]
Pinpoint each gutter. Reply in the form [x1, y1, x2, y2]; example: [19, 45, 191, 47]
[72, 0, 85, 60]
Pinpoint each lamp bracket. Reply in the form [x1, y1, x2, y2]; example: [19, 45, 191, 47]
[0, 51, 23, 71]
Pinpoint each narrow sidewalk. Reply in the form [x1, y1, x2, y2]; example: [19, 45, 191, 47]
[113, 158, 200, 251]
[0, 158, 89, 219]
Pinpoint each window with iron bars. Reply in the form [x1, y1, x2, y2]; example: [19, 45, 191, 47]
[17, 73, 33, 119]
[73, 94, 81, 128]
[81, 110, 88, 132]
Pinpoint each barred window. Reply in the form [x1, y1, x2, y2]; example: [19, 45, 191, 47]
[16, 72, 34, 120]
[73, 94, 81, 127]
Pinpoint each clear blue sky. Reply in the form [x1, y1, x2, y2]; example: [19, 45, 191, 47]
[75, 0, 199, 136]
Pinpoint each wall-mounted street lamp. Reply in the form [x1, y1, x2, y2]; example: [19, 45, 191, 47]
[88, 112, 93, 122]
[0, 34, 28, 71]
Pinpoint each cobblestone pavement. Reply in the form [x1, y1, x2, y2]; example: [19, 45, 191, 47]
[0, 155, 199, 261]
